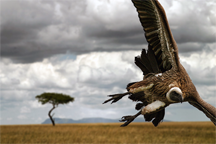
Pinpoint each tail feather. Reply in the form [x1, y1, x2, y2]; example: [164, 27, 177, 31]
[135, 57, 150, 75]
[147, 47, 160, 73]
[135, 45, 160, 75]
[140, 49, 154, 72]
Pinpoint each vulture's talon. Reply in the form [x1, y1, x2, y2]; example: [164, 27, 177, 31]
[120, 115, 134, 122]
[103, 92, 130, 104]
[119, 111, 142, 127]
[120, 115, 135, 127]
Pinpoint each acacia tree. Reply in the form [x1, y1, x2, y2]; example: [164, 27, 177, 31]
[36, 92, 74, 126]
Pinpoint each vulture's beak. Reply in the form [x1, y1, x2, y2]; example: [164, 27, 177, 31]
[169, 91, 183, 103]
[166, 87, 183, 103]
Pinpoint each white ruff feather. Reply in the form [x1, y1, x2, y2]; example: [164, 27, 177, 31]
[130, 83, 154, 93]
[142, 100, 165, 114]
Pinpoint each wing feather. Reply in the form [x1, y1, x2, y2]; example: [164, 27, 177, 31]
[132, 0, 180, 72]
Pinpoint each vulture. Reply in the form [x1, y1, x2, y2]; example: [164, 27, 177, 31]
[103, 0, 216, 127]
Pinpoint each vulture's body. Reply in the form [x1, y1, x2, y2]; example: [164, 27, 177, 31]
[103, 0, 216, 127]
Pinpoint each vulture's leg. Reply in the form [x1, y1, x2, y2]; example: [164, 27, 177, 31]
[103, 92, 130, 104]
[120, 111, 142, 127]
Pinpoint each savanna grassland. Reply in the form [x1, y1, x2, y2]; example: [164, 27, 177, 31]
[1, 122, 215, 144]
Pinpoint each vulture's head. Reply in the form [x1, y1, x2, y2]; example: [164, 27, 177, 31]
[166, 87, 183, 103]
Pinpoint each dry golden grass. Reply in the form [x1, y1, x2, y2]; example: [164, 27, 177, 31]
[0, 122, 215, 144]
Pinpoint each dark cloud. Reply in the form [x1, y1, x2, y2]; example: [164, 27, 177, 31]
[0, 0, 87, 63]
[172, 27, 215, 44]
[1, 0, 215, 63]
[177, 43, 205, 54]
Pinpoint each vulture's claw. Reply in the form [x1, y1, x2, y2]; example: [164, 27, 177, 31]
[103, 92, 130, 104]
[120, 111, 142, 127]
[120, 115, 136, 127]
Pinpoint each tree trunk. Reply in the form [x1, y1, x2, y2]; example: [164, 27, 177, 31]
[48, 105, 56, 126]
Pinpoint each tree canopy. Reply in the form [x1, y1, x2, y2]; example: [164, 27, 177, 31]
[36, 92, 74, 106]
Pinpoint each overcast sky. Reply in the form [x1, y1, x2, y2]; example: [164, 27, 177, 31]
[1, 0, 216, 125]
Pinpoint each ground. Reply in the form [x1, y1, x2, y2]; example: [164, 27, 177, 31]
[1, 122, 215, 144]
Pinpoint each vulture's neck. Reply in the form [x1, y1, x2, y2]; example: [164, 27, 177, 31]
[190, 90, 216, 125]
[195, 93, 216, 117]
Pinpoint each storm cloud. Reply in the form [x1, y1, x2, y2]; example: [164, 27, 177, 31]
[1, 0, 215, 63]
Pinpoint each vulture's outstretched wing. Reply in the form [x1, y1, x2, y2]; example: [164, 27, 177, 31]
[132, 0, 180, 72]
